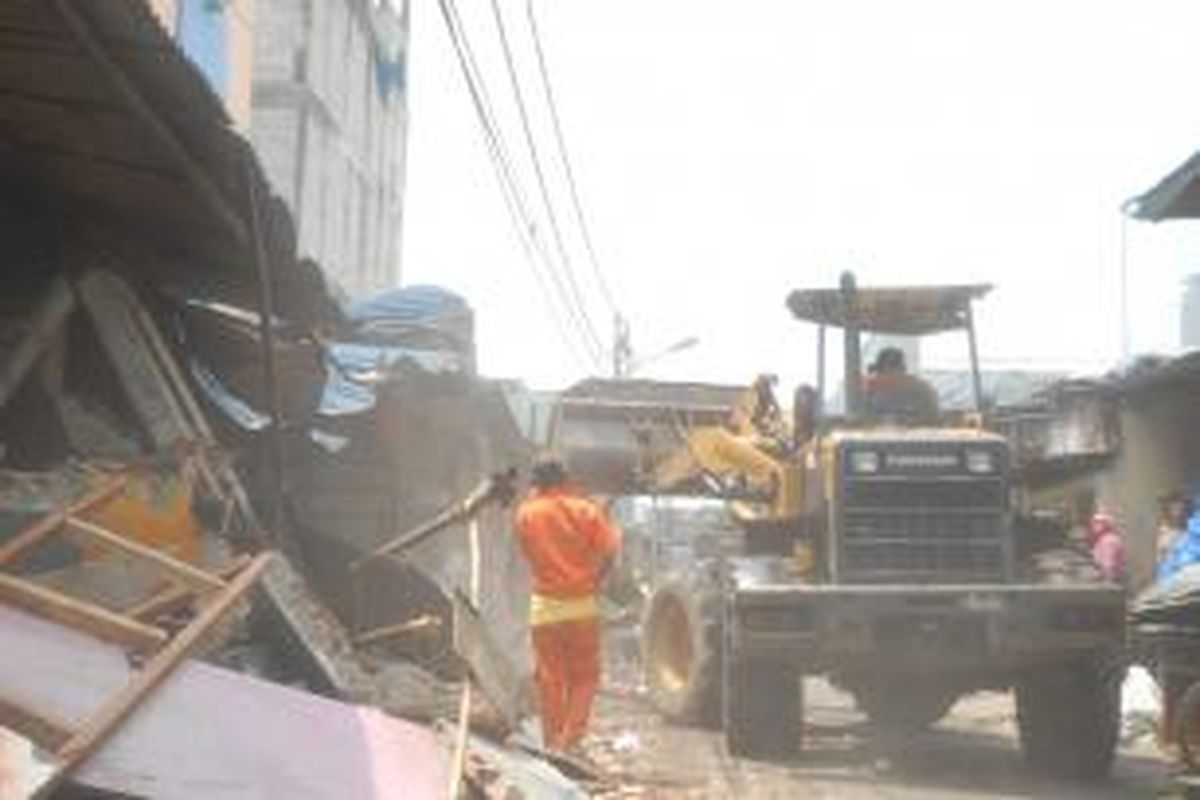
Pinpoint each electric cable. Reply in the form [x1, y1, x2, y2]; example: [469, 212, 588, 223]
[526, 0, 621, 316]
[488, 0, 607, 360]
[441, 0, 605, 370]
[436, 0, 601, 371]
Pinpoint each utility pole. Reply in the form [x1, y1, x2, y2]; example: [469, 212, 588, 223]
[613, 313, 633, 378]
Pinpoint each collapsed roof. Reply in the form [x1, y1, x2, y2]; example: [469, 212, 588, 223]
[0, 0, 336, 324]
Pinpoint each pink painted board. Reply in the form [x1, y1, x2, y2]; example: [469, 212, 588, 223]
[0, 606, 448, 799]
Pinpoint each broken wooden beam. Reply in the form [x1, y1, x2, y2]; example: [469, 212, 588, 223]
[123, 556, 250, 623]
[0, 573, 167, 651]
[63, 517, 225, 594]
[36, 552, 274, 797]
[0, 478, 126, 568]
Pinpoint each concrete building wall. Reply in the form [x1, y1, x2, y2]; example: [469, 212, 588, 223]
[1093, 380, 1200, 588]
[149, 0, 256, 131]
[1183, 274, 1200, 349]
[250, 0, 408, 296]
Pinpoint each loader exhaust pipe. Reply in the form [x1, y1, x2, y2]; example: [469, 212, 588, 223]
[840, 271, 863, 417]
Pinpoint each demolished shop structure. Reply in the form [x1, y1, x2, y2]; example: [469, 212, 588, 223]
[987, 152, 1200, 591]
[0, 1, 546, 796]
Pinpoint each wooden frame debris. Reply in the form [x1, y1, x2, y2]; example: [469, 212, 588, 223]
[0, 473, 276, 797]
[36, 552, 273, 797]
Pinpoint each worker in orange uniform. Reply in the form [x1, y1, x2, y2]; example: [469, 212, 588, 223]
[514, 454, 621, 754]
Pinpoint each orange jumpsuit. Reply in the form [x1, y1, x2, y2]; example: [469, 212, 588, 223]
[514, 485, 620, 750]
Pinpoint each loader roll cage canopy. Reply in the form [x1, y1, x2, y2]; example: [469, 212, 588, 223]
[786, 284, 992, 335]
[787, 275, 992, 418]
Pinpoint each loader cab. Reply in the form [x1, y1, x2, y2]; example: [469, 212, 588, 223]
[787, 272, 992, 436]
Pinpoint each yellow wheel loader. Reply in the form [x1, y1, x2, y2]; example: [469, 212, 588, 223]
[554, 273, 1125, 778]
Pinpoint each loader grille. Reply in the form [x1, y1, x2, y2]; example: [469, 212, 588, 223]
[838, 445, 1009, 583]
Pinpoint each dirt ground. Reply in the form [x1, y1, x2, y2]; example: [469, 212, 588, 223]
[580, 627, 1179, 799]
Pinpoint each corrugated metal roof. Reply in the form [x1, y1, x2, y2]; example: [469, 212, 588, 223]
[0, 0, 333, 323]
[1124, 151, 1200, 221]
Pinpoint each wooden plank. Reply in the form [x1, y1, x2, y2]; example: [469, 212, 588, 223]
[0, 573, 166, 651]
[75, 271, 238, 524]
[0, 477, 125, 567]
[124, 281, 262, 538]
[76, 270, 192, 450]
[63, 517, 224, 594]
[0, 693, 73, 752]
[0, 604, 450, 799]
[0, 277, 75, 411]
[37, 553, 272, 795]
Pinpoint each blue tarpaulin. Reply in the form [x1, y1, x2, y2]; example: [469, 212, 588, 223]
[189, 286, 475, 435]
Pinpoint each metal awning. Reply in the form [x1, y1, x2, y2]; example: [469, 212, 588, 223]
[1124, 151, 1200, 221]
[786, 284, 992, 335]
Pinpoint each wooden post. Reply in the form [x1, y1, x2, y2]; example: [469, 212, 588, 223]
[0, 477, 125, 567]
[34, 553, 274, 798]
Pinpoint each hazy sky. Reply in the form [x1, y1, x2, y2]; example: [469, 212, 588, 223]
[402, 1, 1200, 389]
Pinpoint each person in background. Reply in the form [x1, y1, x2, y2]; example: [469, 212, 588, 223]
[514, 453, 621, 755]
[1156, 491, 1191, 566]
[1087, 510, 1127, 585]
[1157, 494, 1200, 585]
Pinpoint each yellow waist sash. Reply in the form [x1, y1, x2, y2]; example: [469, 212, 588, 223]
[529, 593, 599, 627]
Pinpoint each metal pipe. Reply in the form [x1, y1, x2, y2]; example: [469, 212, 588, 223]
[816, 323, 826, 418]
[966, 302, 984, 413]
[840, 272, 862, 418]
[244, 151, 286, 545]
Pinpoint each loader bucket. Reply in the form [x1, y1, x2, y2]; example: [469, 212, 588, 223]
[549, 379, 746, 496]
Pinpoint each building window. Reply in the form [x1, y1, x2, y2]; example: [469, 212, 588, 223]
[177, 0, 229, 100]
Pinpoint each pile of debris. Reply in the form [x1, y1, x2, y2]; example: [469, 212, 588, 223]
[0, 268, 597, 797]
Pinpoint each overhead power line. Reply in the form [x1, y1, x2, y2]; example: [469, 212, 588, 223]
[435, 0, 602, 371]
[526, 0, 620, 317]
[487, 0, 606, 360]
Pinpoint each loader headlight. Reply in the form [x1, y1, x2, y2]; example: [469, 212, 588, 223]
[964, 449, 997, 474]
[849, 450, 880, 474]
